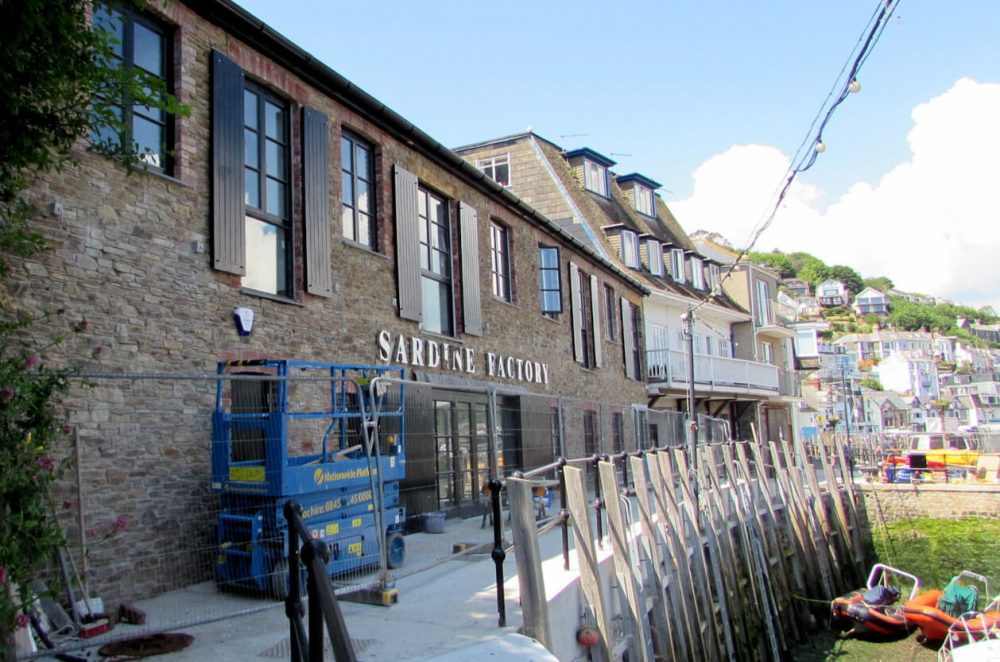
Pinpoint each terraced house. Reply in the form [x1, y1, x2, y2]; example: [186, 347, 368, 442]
[14, 0, 653, 598]
[455, 133, 798, 442]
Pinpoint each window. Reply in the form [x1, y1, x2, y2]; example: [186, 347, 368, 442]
[243, 83, 291, 296]
[91, 4, 172, 172]
[612, 412, 624, 453]
[629, 302, 642, 380]
[418, 187, 453, 335]
[690, 256, 705, 289]
[646, 239, 663, 276]
[539, 246, 562, 315]
[476, 154, 511, 187]
[578, 269, 596, 369]
[755, 279, 772, 326]
[635, 185, 654, 216]
[604, 284, 618, 341]
[761, 341, 774, 364]
[670, 248, 686, 284]
[583, 160, 608, 196]
[490, 222, 512, 301]
[709, 264, 721, 291]
[718, 337, 732, 357]
[583, 410, 598, 455]
[621, 230, 639, 268]
[341, 131, 375, 248]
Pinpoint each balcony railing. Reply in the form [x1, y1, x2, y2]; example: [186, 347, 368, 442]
[646, 348, 780, 394]
[778, 369, 801, 397]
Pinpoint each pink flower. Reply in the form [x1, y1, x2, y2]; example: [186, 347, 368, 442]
[0, 387, 13, 404]
[38, 456, 54, 472]
[92, 346, 104, 358]
[113, 516, 129, 534]
[74, 318, 89, 333]
[63, 500, 74, 510]
[63, 423, 74, 435]
[0, 566, 8, 583]
[25, 355, 39, 369]
[14, 613, 29, 630]
[87, 527, 100, 539]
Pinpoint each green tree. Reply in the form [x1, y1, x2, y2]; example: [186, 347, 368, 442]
[864, 276, 894, 292]
[747, 250, 795, 278]
[797, 260, 831, 286]
[0, 0, 185, 650]
[830, 265, 864, 296]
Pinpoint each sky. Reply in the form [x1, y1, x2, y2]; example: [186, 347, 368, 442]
[234, 0, 1000, 312]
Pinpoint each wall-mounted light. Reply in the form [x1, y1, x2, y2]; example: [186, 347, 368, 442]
[233, 307, 254, 336]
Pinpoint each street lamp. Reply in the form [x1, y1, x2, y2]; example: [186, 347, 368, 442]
[681, 309, 698, 506]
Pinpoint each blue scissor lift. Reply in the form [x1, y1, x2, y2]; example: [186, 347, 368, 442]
[211, 360, 406, 598]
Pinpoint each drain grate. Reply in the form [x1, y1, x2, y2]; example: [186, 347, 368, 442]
[259, 636, 374, 658]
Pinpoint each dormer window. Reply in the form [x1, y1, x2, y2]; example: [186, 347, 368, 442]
[670, 248, 685, 284]
[690, 256, 705, 289]
[645, 239, 662, 276]
[584, 160, 608, 196]
[476, 154, 511, 187]
[709, 263, 721, 291]
[635, 185, 654, 216]
[621, 230, 639, 268]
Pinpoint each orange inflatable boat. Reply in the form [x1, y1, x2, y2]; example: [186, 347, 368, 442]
[831, 564, 921, 637]
[901, 571, 995, 643]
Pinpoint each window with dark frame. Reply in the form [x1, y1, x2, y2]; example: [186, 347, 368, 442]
[242, 83, 291, 297]
[490, 222, 512, 302]
[629, 301, 642, 380]
[341, 131, 375, 248]
[612, 412, 624, 453]
[418, 187, 453, 335]
[604, 284, 618, 341]
[539, 245, 562, 316]
[583, 410, 598, 455]
[578, 268, 596, 369]
[91, 4, 173, 173]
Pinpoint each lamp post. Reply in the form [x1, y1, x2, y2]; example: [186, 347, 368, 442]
[682, 309, 698, 506]
[840, 363, 852, 454]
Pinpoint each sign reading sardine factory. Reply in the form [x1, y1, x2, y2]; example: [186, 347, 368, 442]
[376, 330, 550, 385]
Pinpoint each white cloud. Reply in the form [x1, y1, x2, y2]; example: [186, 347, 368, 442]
[672, 78, 1000, 311]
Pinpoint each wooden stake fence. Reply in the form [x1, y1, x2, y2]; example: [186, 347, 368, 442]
[510, 439, 869, 661]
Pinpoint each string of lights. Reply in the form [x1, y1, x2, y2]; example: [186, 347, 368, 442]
[691, 0, 901, 316]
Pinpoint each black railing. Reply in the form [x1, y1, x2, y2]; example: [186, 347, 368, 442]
[283, 501, 357, 662]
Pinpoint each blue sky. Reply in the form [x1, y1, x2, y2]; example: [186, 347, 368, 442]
[235, 0, 1000, 311]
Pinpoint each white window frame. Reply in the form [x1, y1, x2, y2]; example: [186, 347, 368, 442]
[691, 256, 705, 289]
[583, 160, 608, 196]
[755, 279, 772, 326]
[761, 341, 774, 364]
[646, 239, 662, 276]
[634, 184, 654, 215]
[476, 153, 511, 187]
[621, 230, 639, 269]
[709, 264, 721, 291]
[670, 248, 685, 284]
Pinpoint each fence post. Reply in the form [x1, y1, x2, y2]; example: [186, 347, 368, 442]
[558, 457, 570, 570]
[508, 477, 552, 652]
[488, 478, 507, 627]
[592, 454, 604, 547]
[283, 502, 307, 662]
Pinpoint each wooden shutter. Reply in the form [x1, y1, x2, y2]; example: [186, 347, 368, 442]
[393, 164, 421, 321]
[590, 274, 602, 367]
[211, 50, 245, 275]
[621, 298, 635, 379]
[302, 106, 331, 297]
[459, 202, 482, 336]
[569, 261, 583, 364]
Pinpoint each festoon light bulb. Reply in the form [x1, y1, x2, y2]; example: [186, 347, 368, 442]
[848, 79, 862, 93]
[815, 140, 826, 154]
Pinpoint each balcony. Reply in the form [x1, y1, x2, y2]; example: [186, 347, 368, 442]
[778, 369, 801, 397]
[646, 348, 780, 395]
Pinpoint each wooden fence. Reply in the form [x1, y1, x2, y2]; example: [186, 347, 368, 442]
[508, 438, 872, 661]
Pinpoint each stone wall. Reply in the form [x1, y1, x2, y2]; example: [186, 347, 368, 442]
[858, 483, 1000, 523]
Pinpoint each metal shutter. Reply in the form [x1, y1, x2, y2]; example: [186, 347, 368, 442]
[569, 261, 583, 364]
[621, 298, 635, 380]
[590, 274, 602, 367]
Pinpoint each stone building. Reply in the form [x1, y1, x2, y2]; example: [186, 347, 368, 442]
[455, 133, 794, 442]
[12, 0, 651, 598]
